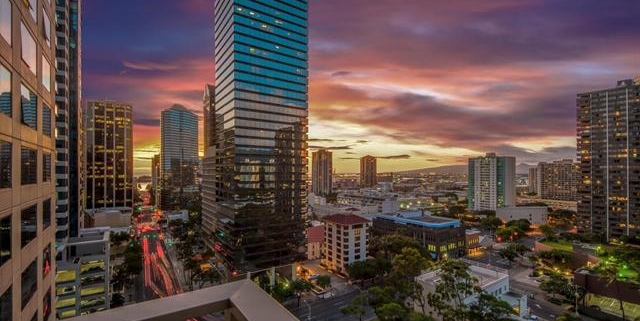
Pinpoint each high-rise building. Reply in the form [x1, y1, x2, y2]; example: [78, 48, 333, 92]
[312, 148, 332, 196]
[55, 0, 83, 242]
[203, 84, 215, 152]
[151, 154, 160, 206]
[159, 104, 198, 209]
[468, 153, 516, 211]
[528, 167, 538, 194]
[0, 1, 57, 320]
[536, 160, 577, 201]
[577, 78, 640, 242]
[202, 85, 216, 243]
[360, 155, 377, 188]
[204, 0, 308, 275]
[85, 101, 133, 210]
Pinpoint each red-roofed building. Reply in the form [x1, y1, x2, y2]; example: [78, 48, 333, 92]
[307, 225, 324, 260]
[321, 214, 369, 274]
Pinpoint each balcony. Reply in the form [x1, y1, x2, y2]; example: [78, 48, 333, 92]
[66, 280, 300, 321]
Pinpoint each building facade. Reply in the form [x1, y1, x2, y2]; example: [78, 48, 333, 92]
[159, 104, 198, 209]
[321, 214, 368, 274]
[536, 160, 577, 201]
[84, 101, 133, 210]
[468, 153, 516, 211]
[151, 154, 160, 206]
[359, 155, 377, 188]
[311, 148, 332, 196]
[204, 0, 308, 275]
[577, 78, 640, 242]
[0, 1, 58, 320]
[55, 228, 110, 319]
[54, 0, 82, 242]
[372, 215, 465, 260]
[528, 167, 537, 194]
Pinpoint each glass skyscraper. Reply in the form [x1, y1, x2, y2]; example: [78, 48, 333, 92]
[204, 0, 308, 274]
[159, 104, 199, 209]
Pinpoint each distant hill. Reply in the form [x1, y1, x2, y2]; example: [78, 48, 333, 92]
[399, 162, 534, 175]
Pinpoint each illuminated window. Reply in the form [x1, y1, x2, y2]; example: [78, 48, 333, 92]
[0, 215, 10, 266]
[0, 140, 10, 188]
[21, 147, 37, 185]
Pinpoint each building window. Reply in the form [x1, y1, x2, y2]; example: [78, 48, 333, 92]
[21, 147, 37, 185]
[0, 141, 10, 188]
[43, 243, 51, 276]
[0, 286, 10, 321]
[21, 204, 37, 247]
[0, 0, 10, 44]
[43, 153, 50, 181]
[21, 22, 37, 75]
[42, 56, 51, 92]
[21, 259, 37, 309]
[0, 64, 10, 117]
[42, 198, 51, 228]
[0, 215, 10, 266]
[20, 84, 37, 129]
[42, 104, 51, 136]
[43, 289, 51, 321]
[42, 10, 51, 47]
[26, 0, 36, 20]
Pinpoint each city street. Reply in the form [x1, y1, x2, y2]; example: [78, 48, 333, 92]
[289, 290, 375, 321]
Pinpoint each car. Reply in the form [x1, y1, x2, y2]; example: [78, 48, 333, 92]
[308, 274, 319, 280]
[529, 315, 538, 320]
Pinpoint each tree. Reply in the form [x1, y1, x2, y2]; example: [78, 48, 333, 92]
[506, 219, 531, 232]
[448, 205, 466, 217]
[481, 216, 502, 231]
[340, 293, 367, 321]
[290, 279, 312, 307]
[508, 243, 529, 256]
[369, 234, 427, 260]
[598, 263, 626, 320]
[539, 224, 555, 240]
[315, 275, 331, 289]
[468, 293, 514, 321]
[375, 302, 408, 321]
[426, 260, 481, 321]
[389, 247, 431, 301]
[498, 247, 518, 266]
[347, 260, 377, 286]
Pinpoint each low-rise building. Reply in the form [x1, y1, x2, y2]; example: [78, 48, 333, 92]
[55, 228, 111, 319]
[84, 207, 133, 229]
[496, 206, 548, 226]
[321, 214, 369, 274]
[465, 229, 482, 256]
[372, 214, 465, 260]
[307, 225, 324, 260]
[415, 261, 528, 320]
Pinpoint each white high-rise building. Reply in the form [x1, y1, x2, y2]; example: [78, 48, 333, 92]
[468, 153, 516, 211]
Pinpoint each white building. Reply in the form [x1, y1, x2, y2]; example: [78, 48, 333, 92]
[55, 228, 111, 319]
[468, 153, 516, 211]
[306, 225, 324, 260]
[415, 261, 528, 320]
[496, 206, 548, 226]
[321, 214, 369, 274]
[84, 207, 132, 229]
[337, 192, 399, 214]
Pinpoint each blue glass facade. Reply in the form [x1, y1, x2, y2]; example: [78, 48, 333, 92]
[205, 0, 308, 273]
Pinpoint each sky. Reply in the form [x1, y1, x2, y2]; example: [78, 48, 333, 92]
[83, 0, 640, 176]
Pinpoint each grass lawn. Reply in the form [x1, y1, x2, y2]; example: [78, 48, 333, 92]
[540, 239, 573, 252]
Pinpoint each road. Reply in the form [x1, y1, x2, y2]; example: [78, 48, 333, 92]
[289, 290, 376, 321]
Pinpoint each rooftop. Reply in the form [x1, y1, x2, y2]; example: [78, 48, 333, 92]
[375, 214, 461, 229]
[307, 225, 324, 243]
[67, 280, 300, 321]
[417, 264, 508, 290]
[322, 213, 370, 225]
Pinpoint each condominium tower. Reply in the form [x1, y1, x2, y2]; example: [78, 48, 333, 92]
[577, 78, 640, 242]
[312, 148, 332, 196]
[360, 155, 377, 188]
[159, 104, 198, 209]
[85, 101, 133, 210]
[468, 153, 516, 211]
[0, 1, 57, 320]
[204, 0, 308, 274]
[536, 160, 577, 201]
[55, 0, 83, 241]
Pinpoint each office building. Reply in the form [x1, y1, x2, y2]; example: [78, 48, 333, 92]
[85, 101, 133, 210]
[321, 214, 368, 274]
[159, 104, 198, 209]
[54, 0, 82, 243]
[201, 85, 216, 241]
[528, 167, 537, 194]
[204, 0, 308, 274]
[151, 154, 160, 206]
[311, 148, 332, 196]
[0, 1, 57, 320]
[577, 78, 640, 242]
[372, 213, 465, 260]
[468, 153, 516, 211]
[536, 160, 577, 201]
[360, 155, 377, 188]
[55, 228, 110, 319]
